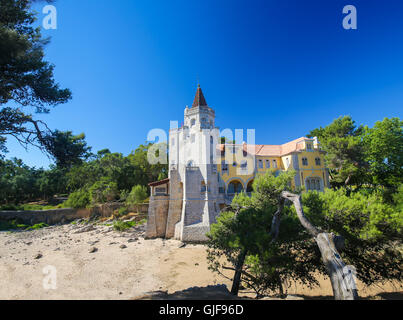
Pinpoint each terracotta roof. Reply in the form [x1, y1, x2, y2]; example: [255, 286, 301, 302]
[217, 137, 312, 157]
[148, 178, 170, 187]
[192, 84, 208, 108]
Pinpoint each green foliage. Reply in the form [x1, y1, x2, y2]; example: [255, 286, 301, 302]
[126, 185, 148, 205]
[362, 118, 403, 197]
[0, 141, 167, 207]
[207, 170, 321, 297]
[113, 220, 136, 232]
[0, 0, 71, 153]
[302, 188, 403, 285]
[44, 130, 92, 169]
[25, 222, 49, 231]
[0, 220, 48, 231]
[89, 178, 119, 204]
[63, 188, 90, 209]
[208, 170, 402, 297]
[393, 184, 403, 212]
[309, 116, 402, 200]
[309, 116, 367, 188]
[116, 206, 129, 217]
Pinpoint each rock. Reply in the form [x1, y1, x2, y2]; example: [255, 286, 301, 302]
[119, 244, 127, 249]
[178, 243, 186, 248]
[34, 253, 43, 259]
[127, 238, 137, 243]
[74, 225, 96, 234]
[89, 247, 98, 253]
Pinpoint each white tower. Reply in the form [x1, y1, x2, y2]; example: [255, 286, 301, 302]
[166, 85, 221, 242]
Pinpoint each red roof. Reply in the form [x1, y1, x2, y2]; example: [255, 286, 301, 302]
[192, 84, 208, 108]
[148, 178, 170, 187]
[217, 137, 311, 157]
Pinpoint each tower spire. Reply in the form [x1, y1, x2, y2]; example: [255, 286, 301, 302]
[192, 84, 208, 108]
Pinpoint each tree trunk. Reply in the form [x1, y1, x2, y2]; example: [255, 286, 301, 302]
[231, 249, 247, 296]
[281, 191, 358, 300]
[270, 198, 284, 243]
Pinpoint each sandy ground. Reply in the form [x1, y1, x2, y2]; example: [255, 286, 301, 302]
[0, 222, 401, 300]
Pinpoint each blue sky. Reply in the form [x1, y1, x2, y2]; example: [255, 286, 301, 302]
[6, 0, 403, 168]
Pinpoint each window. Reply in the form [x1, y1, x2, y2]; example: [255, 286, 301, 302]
[265, 160, 270, 168]
[272, 159, 278, 168]
[191, 134, 195, 143]
[306, 178, 321, 191]
[315, 157, 321, 166]
[302, 157, 308, 166]
[155, 187, 166, 195]
[240, 161, 247, 172]
[210, 136, 214, 144]
[232, 162, 237, 167]
[258, 159, 263, 169]
[285, 158, 290, 167]
[201, 181, 207, 193]
[306, 143, 312, 150]
[191, 119, 196, 127]
[222, 161, 229, 173]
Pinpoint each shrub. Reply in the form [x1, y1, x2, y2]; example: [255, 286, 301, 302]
[89, 178, 119, 204]
[115, 206, 129, 218]
[63, 189, 91, 209]
[126, 185, 148, 205]
[113, 220, 136, 232]
[26, 223, 49, 230]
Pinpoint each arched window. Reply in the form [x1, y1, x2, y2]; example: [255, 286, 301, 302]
[228, 181, 244, 194]
[187, 160, 194, 167]
[265, 160, 270, 168]
[191, 119, 196, 127]
[302, 157, 308, 166]
[315, 157, 321, 166]
[272, 159, 278, 168]
[306, 178, 321, 191]
[258, 159, 263, 169]
[246, 180, 254, 192]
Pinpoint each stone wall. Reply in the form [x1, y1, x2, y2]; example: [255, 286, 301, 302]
[0, 208, 90, 225]
[0, 202, 149, 226]
[145, 195, 169, 239]
[165, 169, 183, 238]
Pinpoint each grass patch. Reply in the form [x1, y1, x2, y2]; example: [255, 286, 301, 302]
[113, 220, 136, 232]
[0, 204, 61, 211]
[26, 223, 49, 231]
[112, 218, 147, 232]
[0, 220, 49, 232]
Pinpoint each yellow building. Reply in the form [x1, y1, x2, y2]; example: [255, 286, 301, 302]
[146, 85, 330, 241]
[217, 137, 329, 196]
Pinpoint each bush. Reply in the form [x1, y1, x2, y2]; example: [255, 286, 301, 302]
[63, 189, 90, 209]
[26, 223, 49, 230]
[89, 178, 119, 204]
[113, 220, 136, 232]
[126, 185, 148, 205]
[115, 206, 129, 218]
